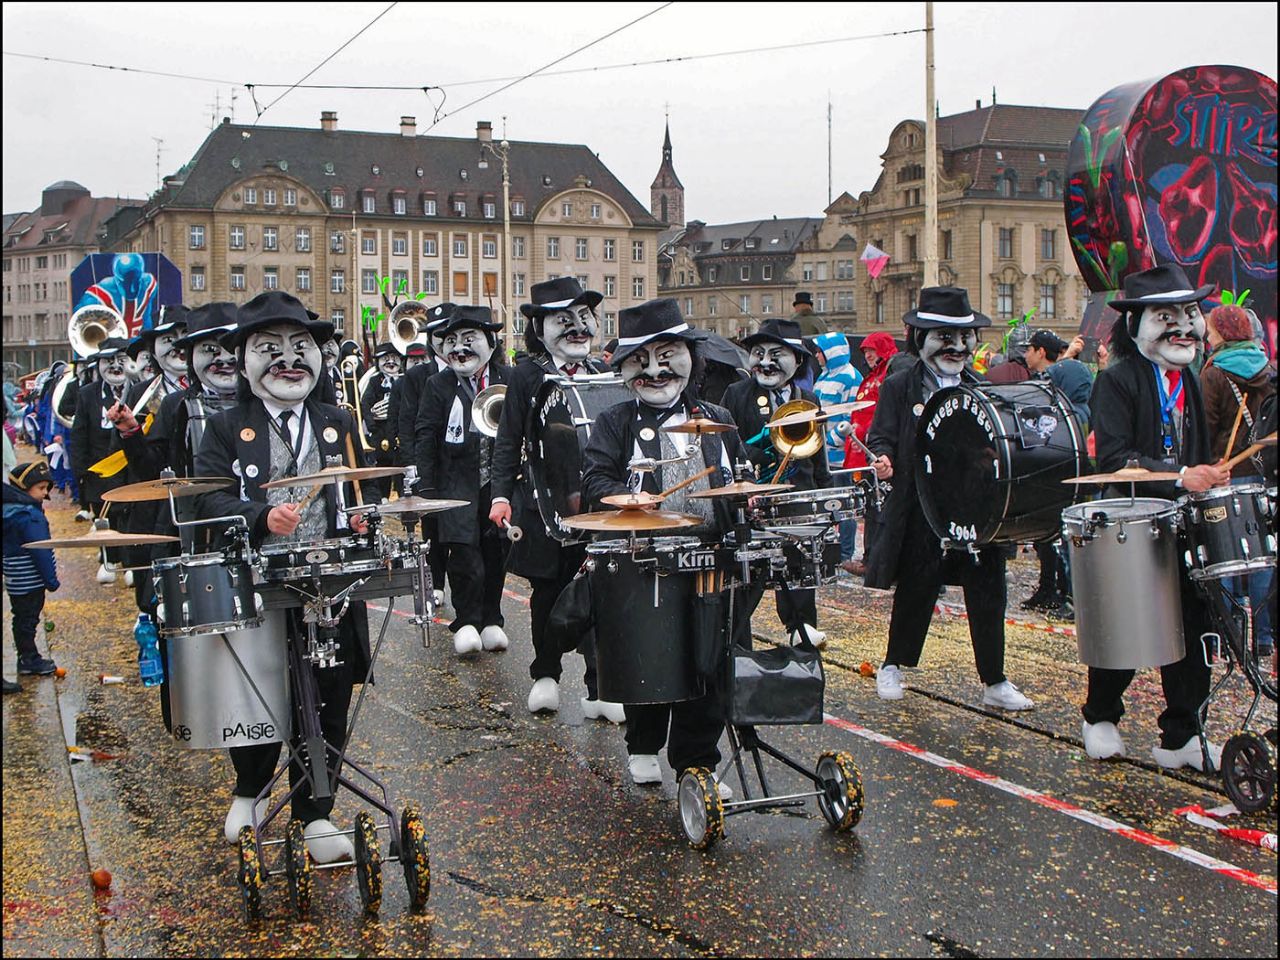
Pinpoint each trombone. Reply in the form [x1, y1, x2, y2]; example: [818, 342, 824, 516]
[339, 354, 375, 453]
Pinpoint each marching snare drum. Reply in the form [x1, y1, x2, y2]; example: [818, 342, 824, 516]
[153, 553, 261, 639]
[1179, 483, 1276, 581]
[167, 610, 290, 750]
[752, 486, 863, 536]
[918, 381, 1088, 546]
[256, 533, 415, 608]
[257, 534, 383, 581]
[1062, 498, 1184, 670]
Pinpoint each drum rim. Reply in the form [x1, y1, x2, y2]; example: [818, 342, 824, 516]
[757, 488, 855, 507]
[586, 535, 711, 554]
[162, 614, 264, 639]
[258, 534, 369, 556]
[1188, 557, 1277, 579]
[154, 552, 253, 570]
[1184, 482, 1270, 503]
[1062, 496, 1181, 524]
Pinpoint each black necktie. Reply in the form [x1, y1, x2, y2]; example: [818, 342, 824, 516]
[278, 411, 293, 449]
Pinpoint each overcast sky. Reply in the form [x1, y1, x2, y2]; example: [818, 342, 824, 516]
[3, 1, 1277, 222]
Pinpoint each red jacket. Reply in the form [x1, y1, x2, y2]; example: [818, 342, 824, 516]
[843, 360, 889, 468]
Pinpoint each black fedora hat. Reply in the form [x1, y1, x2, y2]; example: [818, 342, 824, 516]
[128, 303, 191, 357]
[373, 340, 403, 358]
[519, 277, 603, 320]
[903, 286, 991, 330]
[89, 336, 131, 361]
[741, 317, 812, 356]
[424, 302, 457, 333]
[1107, 264, 1215, 311]
[125, 335, 152, 360]
[610, 298, 705, 366]
[222, 291, 332, 348]
[175, 303, 240, 349]
[438, 304, 502, 336]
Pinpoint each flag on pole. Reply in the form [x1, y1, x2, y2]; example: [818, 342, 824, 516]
[861, 243, 891, 279]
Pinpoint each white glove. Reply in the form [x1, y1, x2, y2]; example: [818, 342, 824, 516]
[371, 397, 390, 420]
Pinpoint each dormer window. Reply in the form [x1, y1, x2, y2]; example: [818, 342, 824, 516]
[745, 238, 759, 250]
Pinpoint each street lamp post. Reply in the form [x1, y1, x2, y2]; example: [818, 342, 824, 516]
[481, 138, 512, 335]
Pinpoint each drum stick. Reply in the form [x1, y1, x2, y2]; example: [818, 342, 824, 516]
[771, 449, 793, 485]
[343, 431, 365, 506]
[1221, 432, 1276, 472]
[657, 465, 717, 500]
[1221, 399, 1247, 464]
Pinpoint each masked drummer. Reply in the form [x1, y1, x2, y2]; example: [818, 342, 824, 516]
[361, 340, 405, 500]
[489, 278, 623, 721]
[194, 290, 371, 862]
[1082, 265, 1229, 769]
[416, 305, 512, 656]
[721, 317, 833, 647]
[581, 297, 749, 790]
[866, 287, 1034, 711]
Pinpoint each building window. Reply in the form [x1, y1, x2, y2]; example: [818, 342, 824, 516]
[762, 264, 773, 281]
[482, 236, 497, 259]
[363, 194, 376, 214]
[942, 229, 953, 260]
[263, 227, 278, 252]
[262, 188, 275, 206]
[190, 265, 206, 291]
[997, 282, 1014, 318]
[331, 190, 345, 210]
[229, 225, 245, 250]
[331, 270, 345, 293]
[244, 187, 257, 205]
[1039, 282, 1057, 318]
[512, 236, 526, 258]
[331, 308, 344, 328]
[590, 203, 602, 219]
[422, 270, 439, 295]
[739, 294, 751, 313]
[330, 231, 345, 254]
[452, 198, 466, 216]
[603, 238, 616, 261]
[511, 199, 525, 217]
[423, 235, 438, 256]
[906, 235, 918, 262]
[263, 267, 279, 291]
[603, 275, 616, 298]
[1041, 229, 1056, 261]
[392, 233, 408, 256]
[603, 312, 616, 336]
[392, 195, 406, 216]
[362, 269, 378, 294]
[816, 261, 829, 281]
[997, 176, 1014, 198]
[392, 269, 409, 294]
[875, 293, 884, 324]
[575, 238, 589, 260]
[708, 265, 719, 283]
[361, 232, 376, 255]
[547, 237, 560, 259]
[230, 267, 245, 291]
[815, 293, 829, 313]
[296, 267, 311, 292]
[453, 272, 468, 296]
[835, 259, 854, 280]
[1040, 177, 1057, 200]
[837, 290, 854, 312]
[632, 276, 645, 299]
[707, 297, 718, 316]
[483, 201, 496, 219]
[998, 227, 1014, 259]
[802, 263, 814, 282]
[761, 294, 774, 314]
[513, 273, 526, 297]
[284, 188, 297, 207]
[684, 297, 694, 314]
[189, 225, 205, 249]
[561, 201, 573, 218]
[453, 236, 468, 258]
[294, 227, 311, 252]
[632, 240, 645, 262]
[423, 198, 437, 216]
[739, 265, 750, 282]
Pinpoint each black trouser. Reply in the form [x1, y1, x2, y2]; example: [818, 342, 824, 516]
[528, 544, 596, 698]
[775, 585, 817, 633]
[1082, 579, 1213, 749]
[1034, 539, 1067, 597]
[884, 509, 1008, 686]
[416, 516, 450, 598]
[446, 513, 510, 632]
[8, 589, 45, 660]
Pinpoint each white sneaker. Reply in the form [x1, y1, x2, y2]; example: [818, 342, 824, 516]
[581, 697, 626, 724]
[124, 570, 135, 588]
[628, 754, 662, 785]
[75, 509, 93, 522]
[982, 680, 1034, 711]
[1082, 721, 1126, 760]
[876, 663, 905, 700]
[96, 563, 117, 585]
[1152, 736, 1222, 772]
[793, 623, 827, 649]
[303, 818, 354, 864]
[431, 589, 445, 607]
[714, 777, 733, 801]
[527, 677, 560, 714]
[453, 625, 483, 655]
[223, 796, 270, 844]
[480, 625, 509, 651]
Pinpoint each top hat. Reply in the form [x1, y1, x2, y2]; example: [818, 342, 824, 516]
[222, 291, 332, 348]
[437, 304, 502, 336]
[903, 286, 992, 330]
[609, 298, 705, 366]
[741, 317, 812, 356]
[175, 303, 240, 349]
[1107, 264, 1216, 312]
[519, 277, 603, 320]
[793, 291, 813, 307]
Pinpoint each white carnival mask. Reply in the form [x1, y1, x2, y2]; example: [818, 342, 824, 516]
[920, 328, 977, 377]
[749, 343, 799, 389]
[441, 327, 494, 379]
[320, 339, 340, 370]
[542, 305, 597, 365]
[1134, 302, 1205, 370]
[154, 328, 188, 379]
[98, 354, 128, 388]
[376, 352, 404, 378]
[242, 322, 321, 404]
[621, 338, 692, 408]
[192, 338, 238, 394]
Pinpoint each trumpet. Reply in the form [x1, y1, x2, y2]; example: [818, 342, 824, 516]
[471, 385, 506, 438]
[339, 355, 375, 453]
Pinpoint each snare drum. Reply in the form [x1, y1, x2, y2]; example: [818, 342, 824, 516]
[153, 553, 261, 639]
[752, 486, 862, 535]
[256, 534, 414, 608]
[740, 529, 841, 590]
[1062, 498, 1184, 670]
[258, 534, 383, 581]
[1179, 483, 1276, 581]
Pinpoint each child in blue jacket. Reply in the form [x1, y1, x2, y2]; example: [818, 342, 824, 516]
[3, 461, 60, 688]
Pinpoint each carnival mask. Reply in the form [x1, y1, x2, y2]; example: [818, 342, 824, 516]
[1133, 303, 1205, 370]
[320, 339, 340, 370]
[441, 327, 494, 379]
[242, 323, 321, 404]
[98, 354, 128, 389]
[376, 352, 404, 378]
[193, 338, 238, 394]
[542, 305, 598, 365]
[749, 344, 799, 389]
[154, 328, 188, 380]
[125, 353, 145, 381]
[920, 329, 977, 377]
[621, 339, 692, 408]
[405, 353, 427, 371]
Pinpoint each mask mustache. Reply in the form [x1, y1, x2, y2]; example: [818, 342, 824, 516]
[267, 358, 314, 376]
[753, 362, 784, 375]
[449, 349, 478, 362]
[1157, 328, 1202, 342]
[630, 370, 680, 386]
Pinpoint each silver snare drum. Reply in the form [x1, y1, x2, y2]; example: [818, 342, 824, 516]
[257, 534, 383, 581]
[1062, 498, 1184, 670]
[753, 486, 861, 535]
[1180, 483, 1276, 581]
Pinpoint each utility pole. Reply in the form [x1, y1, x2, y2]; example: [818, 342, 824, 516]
[827, 95, 833, 207]
[923, 1, 939, 287]
[482, 118, 512, 331]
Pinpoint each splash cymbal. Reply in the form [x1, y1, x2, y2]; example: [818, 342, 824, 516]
[767, 409, 831, 429]
[343, 496, 469, 516]
[25, 521, 179, 549]
[821, 400, 876, 415]
[561, 509, 703, 532]
[261, 465, 406, 489]
[661, 418, 735, 435]
[599, 492, 665, 509]
[1062, 466, 1182, 484]
[687, 480, 794, 499]
[103, 476, 235, 503]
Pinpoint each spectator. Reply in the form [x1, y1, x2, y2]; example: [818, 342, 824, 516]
[3, 461, 60, 687]
[1026, 330, 1094, 430]
[986, 325, 1032, 383]
[813, 332, 863, 569]
[842, 332, 898, 575]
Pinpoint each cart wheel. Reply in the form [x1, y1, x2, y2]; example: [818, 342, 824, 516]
[353, 810, 382, 916]
[236, 826, 263, 921]
[815, 751, 865, 832]
[1221, 732, 1277, 814]
[283, 819, 313, 920]
[677, 767, 724, 850]
[400, 805, 430, 913]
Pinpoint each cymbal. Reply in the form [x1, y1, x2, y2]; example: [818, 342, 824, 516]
[103, 476, 235, 503]
[25, 524, 179, 549]
[343, 496, 470, 516]
[688, 480, 794, 499]
[1062, 466, 1183, 485]
[661, 418, 734, 435]
[822, 400, 875, 415]
[768, 409, 831, 429]
[600, 492, 665, 509]
[561, 509, 703, 532]
[261, 465, 405, 490]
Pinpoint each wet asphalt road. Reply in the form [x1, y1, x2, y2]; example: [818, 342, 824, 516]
[3, 500, 1277, 957]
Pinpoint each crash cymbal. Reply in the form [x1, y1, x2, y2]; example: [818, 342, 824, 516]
[600, 492, 665, 509]
[661, 418, 734, 435]
[25, 521, 179, 549]
[821, 400, 876, 415]
[103, 476, 235, 503]
[687, 480, 794, 499]
[343, 496, 470, 516]
[767, 409, 831, 429]
[261, 465, 406, 490]
[561, 509, 703, 532]
[1062, 466, 1183, 484]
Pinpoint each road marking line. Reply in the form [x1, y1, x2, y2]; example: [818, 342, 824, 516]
[823, 713, 1277, 896]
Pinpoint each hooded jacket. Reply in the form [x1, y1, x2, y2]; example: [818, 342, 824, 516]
[2, 482, 59, 593]
[812, 332, 863, 466]
[1201, 340, 1276, 476]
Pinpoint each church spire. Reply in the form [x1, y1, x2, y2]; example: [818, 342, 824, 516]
[650, 114, 684, 226]
[663, 119, 672, 164]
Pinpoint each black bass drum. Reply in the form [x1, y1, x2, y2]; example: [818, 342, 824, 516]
[915, 381, 1087, 546]
[527, 375, 632, 542]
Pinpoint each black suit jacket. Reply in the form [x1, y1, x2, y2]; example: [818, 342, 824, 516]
[395, 358, 442, 472]
[360, 374, 397, 465]
[721, 379, 832, 491]
[70, 380, 126, 502]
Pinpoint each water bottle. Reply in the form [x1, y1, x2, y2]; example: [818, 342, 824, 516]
[134, 613, 163, 687]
